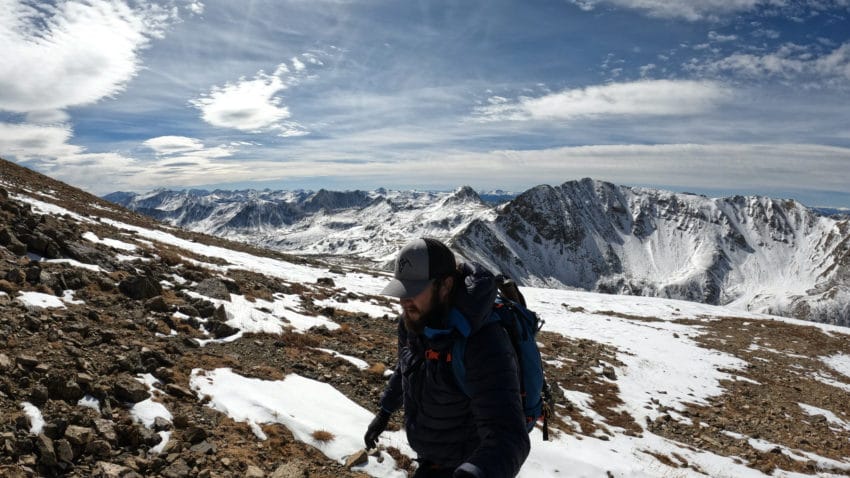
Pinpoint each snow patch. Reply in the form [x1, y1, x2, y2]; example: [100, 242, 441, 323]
[314, 348, 370, 370]
[17, 291, 65, 309]
[78, 395, 101, 412]
[21, 402, 45, 435]
[822, 353, 850, 380]
[189, 368, 409, 477]
[82, 231, 138, 251]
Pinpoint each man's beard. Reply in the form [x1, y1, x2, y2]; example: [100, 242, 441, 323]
[403, 289, 451, 335]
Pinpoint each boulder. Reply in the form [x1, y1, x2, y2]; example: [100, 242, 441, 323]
[94, 419, 118, 443]
[195, 278, 231, 300]
[345, 449, 369, 468]
[153, 417, 172, 432]
[54, 438, 73, 463]
[119, 275, 162, 300]
[36, 434, 57, 467]
[245, 465, 265, 478]
[0, 353, 12, 370]
[64, 425, 94, 447]
[161, 459, 191, 478]
[0, 228, 27, 256]
[113, 376, 150, 403]
[94, 461, 142, 478]
[5, 269, 24, 284]
[144, 296, 169, 313]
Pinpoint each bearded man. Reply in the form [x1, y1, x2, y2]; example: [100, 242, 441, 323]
[363, 238, 530, 478]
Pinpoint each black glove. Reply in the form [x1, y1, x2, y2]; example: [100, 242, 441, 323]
[364, 409, 391, 449]
[453, 469, 477, 478]
[453, 463, 482, 478]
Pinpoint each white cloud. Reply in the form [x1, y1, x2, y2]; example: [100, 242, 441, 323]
[0, 0, 176, 115]
[567, 0, 763, 20]
[692, 42, 850, 85]
[474, 80, 731, 122]
[188, 1, 204, 15]
[292, 57, 306, 72]
[708, 31, 737, 42]
[639, 63, 657, 77]
[144, 136, 205, 155]
[190, 61, 317, 136]
[0, 123, 82, 159]
[0, 121, 142, 189]
[567, 0, 849, 21]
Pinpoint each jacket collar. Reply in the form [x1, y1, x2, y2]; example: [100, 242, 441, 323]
[423, 308, 471, 339]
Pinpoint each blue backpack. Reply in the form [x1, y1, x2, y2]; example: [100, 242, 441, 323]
[446, 278, 554, 440]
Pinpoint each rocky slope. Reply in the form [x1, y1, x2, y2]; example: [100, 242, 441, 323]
[4, 157, 850, 477]
[108, 180, 850, 326]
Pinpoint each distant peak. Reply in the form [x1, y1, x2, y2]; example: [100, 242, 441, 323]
[442, 186, 483, 206]
[453, 185, 479, 198]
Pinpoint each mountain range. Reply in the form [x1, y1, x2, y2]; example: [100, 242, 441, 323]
[106, 180, 850, 326]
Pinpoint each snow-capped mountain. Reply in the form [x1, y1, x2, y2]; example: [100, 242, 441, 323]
[106, 179, 850, 325]
[105, 186, 493, 264]
[455, 179, 850, 325]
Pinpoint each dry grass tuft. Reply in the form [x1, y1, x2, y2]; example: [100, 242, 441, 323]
[159, 249, 183, 267]
[282, 331, 320, 348]
[311, 429, 335, 442]
[367, 363, 387, 376]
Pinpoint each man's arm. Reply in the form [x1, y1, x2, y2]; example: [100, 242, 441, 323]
[458, 323, 530, 477]
[365, 320, 407, 449]
[378, 319, 408, 413]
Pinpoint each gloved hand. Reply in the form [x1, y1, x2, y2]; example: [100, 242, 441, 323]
[364, 409, 391, 449]
[453, 463, 483, 478]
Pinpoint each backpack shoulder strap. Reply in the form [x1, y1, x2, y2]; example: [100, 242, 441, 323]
[449, 311, 501, 397]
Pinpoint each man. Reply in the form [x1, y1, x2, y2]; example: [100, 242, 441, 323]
[364, 238, 530, 478]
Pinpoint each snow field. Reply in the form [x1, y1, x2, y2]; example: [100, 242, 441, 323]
[189, 368, 409, 478]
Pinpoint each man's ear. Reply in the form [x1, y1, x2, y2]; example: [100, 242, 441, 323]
[440, 276, 454, 301]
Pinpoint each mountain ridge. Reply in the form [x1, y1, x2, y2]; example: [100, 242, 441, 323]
[106, 179, 850, 326]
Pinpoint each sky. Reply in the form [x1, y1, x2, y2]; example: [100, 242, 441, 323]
[1, 0, 850, 207]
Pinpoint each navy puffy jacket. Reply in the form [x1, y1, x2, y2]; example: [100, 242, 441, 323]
[379, 262, 530, 477]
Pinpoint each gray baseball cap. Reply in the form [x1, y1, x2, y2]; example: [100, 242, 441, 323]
[381, 238, 457, 298]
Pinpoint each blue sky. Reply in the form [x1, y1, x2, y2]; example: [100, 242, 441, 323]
[1, 0, 850, 207]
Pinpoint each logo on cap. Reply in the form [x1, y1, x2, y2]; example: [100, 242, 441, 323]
[398, 257, 412, 274]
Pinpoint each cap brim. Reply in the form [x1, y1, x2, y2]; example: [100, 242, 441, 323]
[380, 278, 432, 298]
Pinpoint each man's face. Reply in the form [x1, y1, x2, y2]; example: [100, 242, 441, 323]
[400, 277, 452, 334]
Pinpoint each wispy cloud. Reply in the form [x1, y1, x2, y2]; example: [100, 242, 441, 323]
[567, 0, 849, 21]
[143, 135, 239, 162]
[708, 31, 738, 42]
[189, 53, 326, 136]
[689, 42, 850, 87]
[473, 80, 732, 122]
[567, 0, 762, 20]
[0, 0, 177, 118]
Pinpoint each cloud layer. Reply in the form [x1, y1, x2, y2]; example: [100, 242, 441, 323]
[475, 80, 731, 121]
[568, 0, 848, 20]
